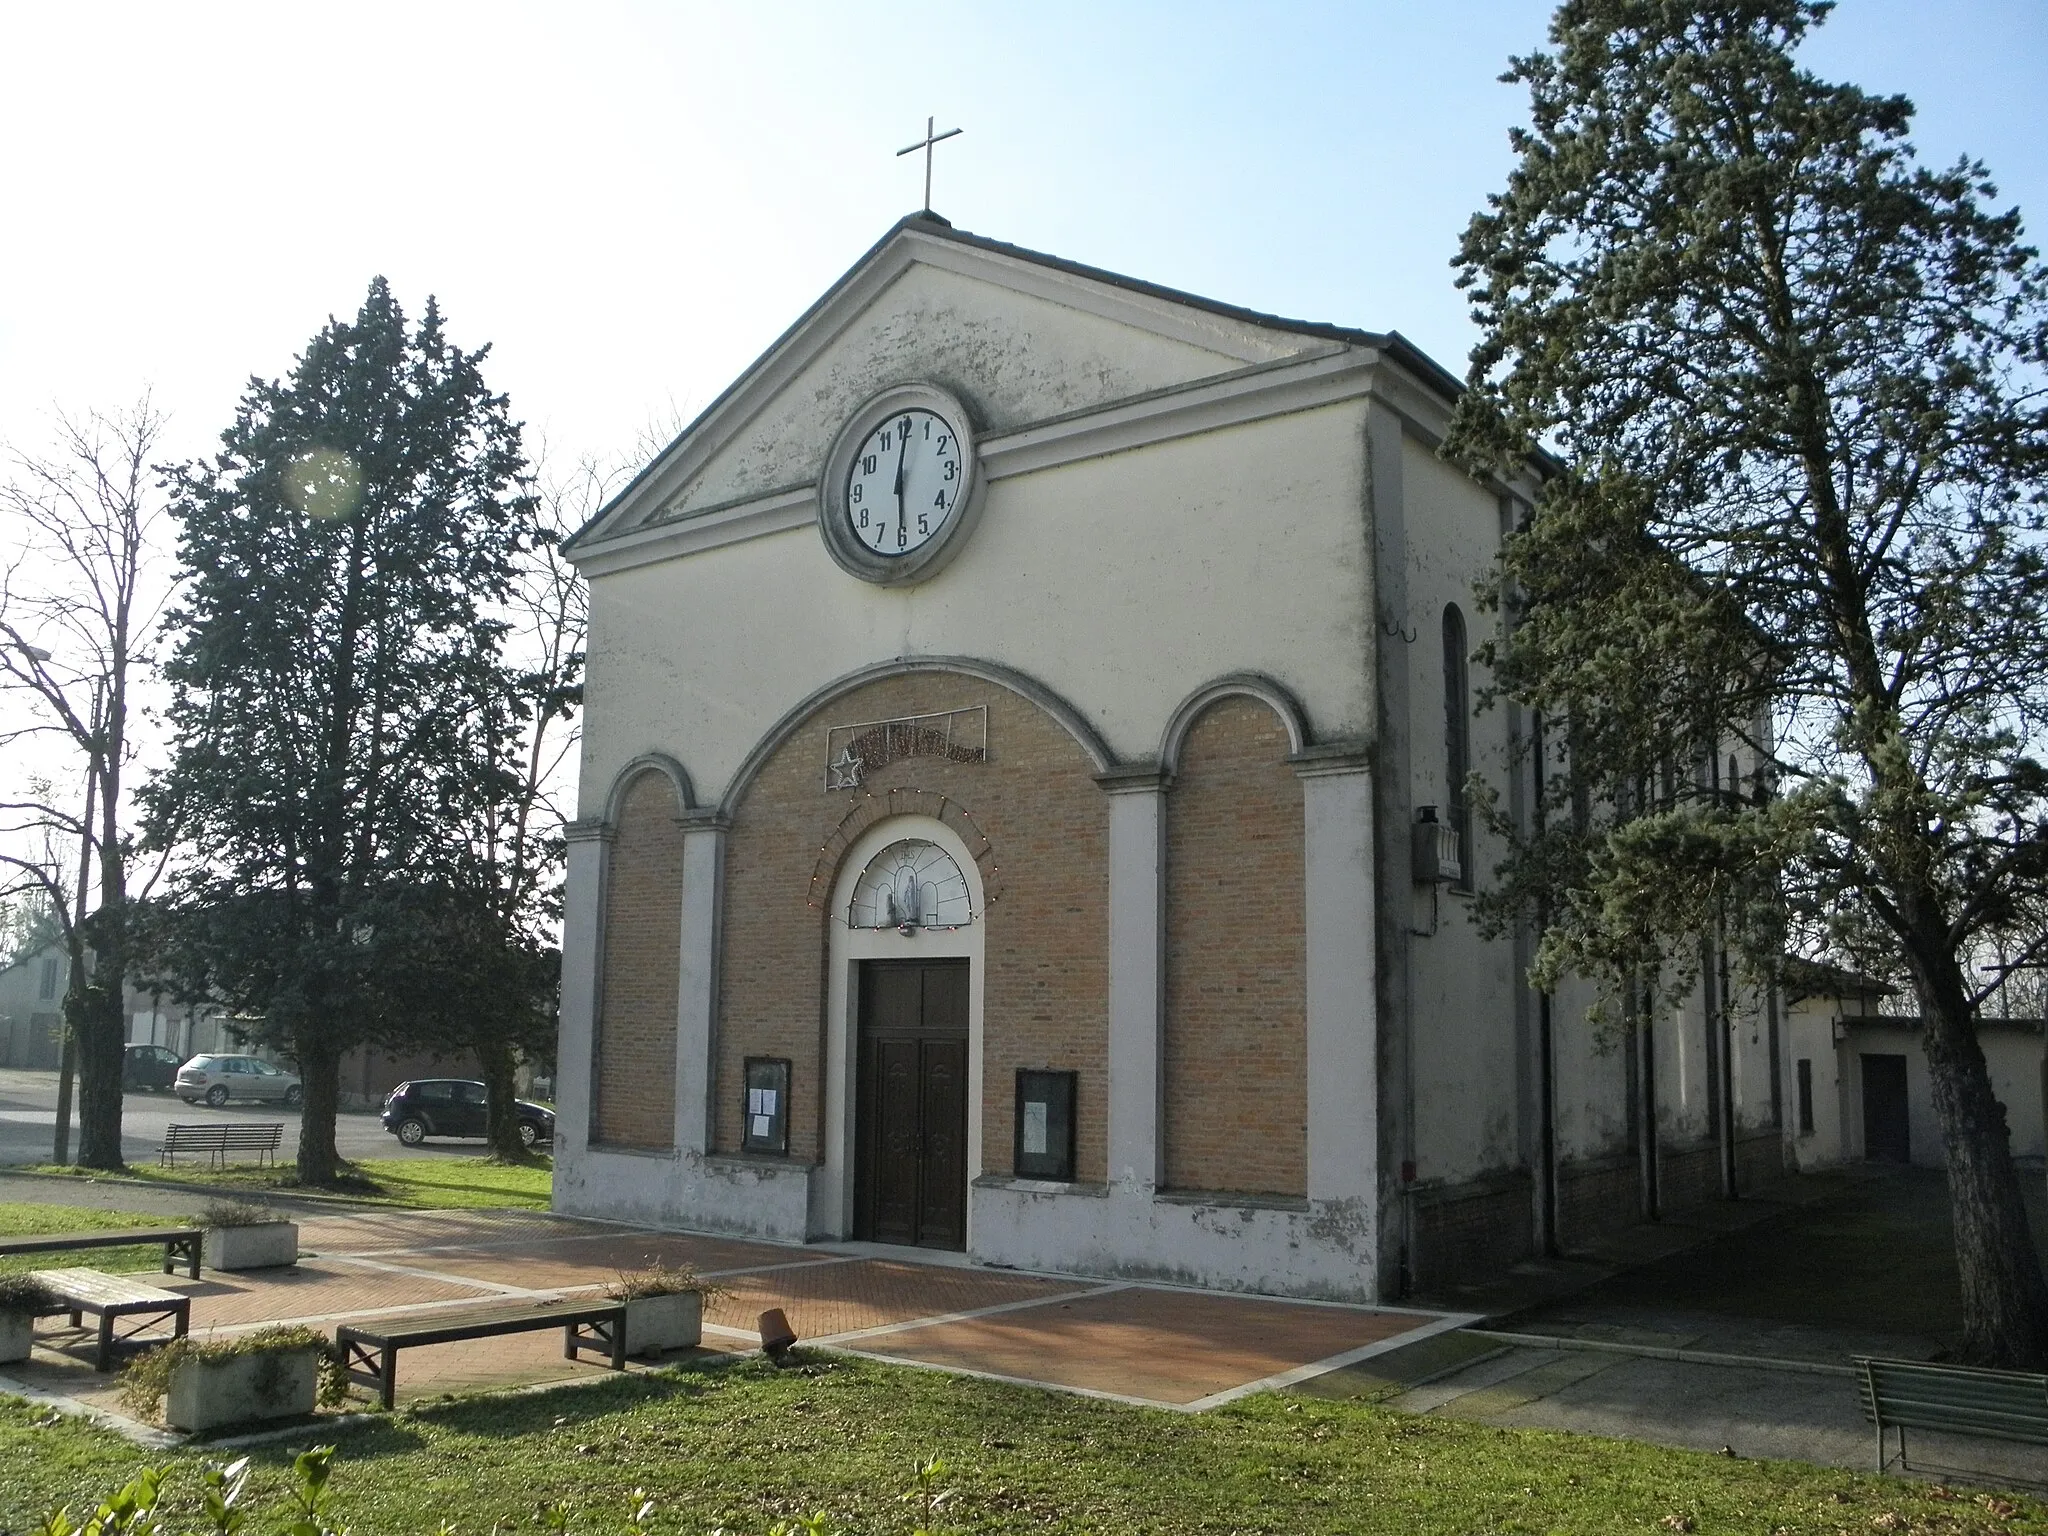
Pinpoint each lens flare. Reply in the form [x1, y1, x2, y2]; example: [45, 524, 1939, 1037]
[282, 445, 362, 520]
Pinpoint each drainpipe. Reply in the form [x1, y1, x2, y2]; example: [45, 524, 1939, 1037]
[1531, 710, 1558, 1256]
[1718, 931, 1738, 1198]
[1637, 973, 1660, 1221]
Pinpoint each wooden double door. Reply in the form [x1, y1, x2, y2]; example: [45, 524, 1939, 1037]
[855, 959, 969, 1250]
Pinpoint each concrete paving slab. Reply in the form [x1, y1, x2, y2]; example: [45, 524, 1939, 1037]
[1387, 1346, 1557, 1414]
[1292, 1326, 1507, 1401]
[1434, 1350, 1622, 1418]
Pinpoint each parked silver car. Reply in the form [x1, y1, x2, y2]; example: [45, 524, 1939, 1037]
[175, 1053, 303, 1108]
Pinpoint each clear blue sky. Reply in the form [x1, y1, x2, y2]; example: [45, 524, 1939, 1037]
[2, 1, 2043, 473]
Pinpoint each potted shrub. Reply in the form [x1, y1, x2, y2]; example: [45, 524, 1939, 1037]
[120, 1325, 344, 1432]
[0, 1275, 57, 1365]
[609, 1263, 720, 1358]
[200, 1200, 299, 1271]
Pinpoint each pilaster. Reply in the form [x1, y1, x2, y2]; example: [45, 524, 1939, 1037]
[557, 818, 614, 1161]
[1294, 753, 1378, 1211]
[673, 810, 729, 1158]
[1099, 766, 1167, 1193]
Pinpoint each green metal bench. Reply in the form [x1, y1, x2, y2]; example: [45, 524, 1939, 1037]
[1854, 1355, 2048, 1473]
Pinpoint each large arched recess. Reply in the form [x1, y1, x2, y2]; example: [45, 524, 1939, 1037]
[710, 657, 1114, 1193]
[1162, 685, 1309, 1197]
[592, 762, 686, 1149]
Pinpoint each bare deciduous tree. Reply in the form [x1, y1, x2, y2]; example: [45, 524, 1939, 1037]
[0, 398, 177, 1168]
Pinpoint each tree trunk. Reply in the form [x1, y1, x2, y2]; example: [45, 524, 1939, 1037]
[294, 1028, 345, 1185]
[73, 972, 127, 1170]
[1910, 953, 2048, 1368]
[476, 1035, 526, 1162]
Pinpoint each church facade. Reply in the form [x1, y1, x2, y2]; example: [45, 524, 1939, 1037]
[555, 214, 1787, 1300]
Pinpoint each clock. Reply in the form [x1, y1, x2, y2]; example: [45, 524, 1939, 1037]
[818, 383, 982, 585]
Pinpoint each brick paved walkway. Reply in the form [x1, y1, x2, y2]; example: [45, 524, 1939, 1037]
[0, 1208, 1466, 1422]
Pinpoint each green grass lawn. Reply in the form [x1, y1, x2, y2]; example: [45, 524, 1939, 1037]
[5, 1355, 2041, 1535]
[27, 1156, 552, 1211]
[0, 1201, 184, 1278]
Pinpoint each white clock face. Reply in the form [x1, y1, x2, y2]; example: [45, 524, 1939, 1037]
[843, 408, 963, 557]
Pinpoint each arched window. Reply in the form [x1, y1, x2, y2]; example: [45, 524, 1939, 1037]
[848, 838, 974, 930]
[1442, 604, 1473, 890]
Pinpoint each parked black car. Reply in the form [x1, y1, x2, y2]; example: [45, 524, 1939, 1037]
[122, 1043, 185, 1092]
[381, 1079, 555, 1149]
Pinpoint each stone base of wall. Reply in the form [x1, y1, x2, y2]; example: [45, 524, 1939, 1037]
[1556, 1130, 1787, 1252]
[1408, 1170, 1533, 1295]
[1422, 1131, 1792, 1292]
[553, 1147, 1387, 1302]
[973, 1180, 1381, 1302]
[553, 1143, 816, 1242]
[1556, 1150, 1643, 1249]
[1657, 1130, 1785, 1212]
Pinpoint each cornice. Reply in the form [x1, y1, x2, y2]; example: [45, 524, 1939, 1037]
[567, 347, 1396, 577]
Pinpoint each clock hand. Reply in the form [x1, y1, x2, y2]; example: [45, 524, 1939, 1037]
[893, 434, 909, 535]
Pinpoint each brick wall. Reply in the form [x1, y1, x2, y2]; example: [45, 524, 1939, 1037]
[1410, 1171, 1534, 1293]
[1558, 1132, 1785, 1249]
[1556, 1151, 1642, 1247]
[1163, 696, 1308, 1197]
[594, 770, 682, 1148]
[717, 673, 1109, 1179]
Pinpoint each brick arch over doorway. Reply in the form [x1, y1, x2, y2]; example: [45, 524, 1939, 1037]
[1164, 692, 1308, 1197]
[594, 767, 684, 1149]
[715, 669, 1109, 1182]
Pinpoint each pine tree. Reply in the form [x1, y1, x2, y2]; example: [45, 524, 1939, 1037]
[145, 279, 536, 1184]
[1450, 0, 2048, 1366]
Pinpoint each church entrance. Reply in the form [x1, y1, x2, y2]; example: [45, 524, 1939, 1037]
[855, 959, 969, 1250]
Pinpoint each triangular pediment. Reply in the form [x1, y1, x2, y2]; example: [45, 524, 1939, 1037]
[571, 217, 1368, 549]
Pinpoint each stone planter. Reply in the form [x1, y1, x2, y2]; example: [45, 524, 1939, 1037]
[623, 1291, 702, 1356]
[204, 1221, 299, 1271]
[165, 1346, 318, 1432]
[0, 1310, 33, 1365]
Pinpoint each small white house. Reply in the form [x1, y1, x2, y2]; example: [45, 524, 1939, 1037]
[1782, 962, 2046, 1172]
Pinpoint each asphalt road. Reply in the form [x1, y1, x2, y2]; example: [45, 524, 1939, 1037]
[0, 1067, 463, 1168]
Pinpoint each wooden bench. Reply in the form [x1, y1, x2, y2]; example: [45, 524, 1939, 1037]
[1854, 1355, 2048, 1473]
[0, 1225, 201, 1280]
[28, 1266, 192, 1372]
[160, 1121, 284, 1169]
[336, 1298, 629, 1410]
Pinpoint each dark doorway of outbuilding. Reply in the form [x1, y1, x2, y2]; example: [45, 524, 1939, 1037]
[855, 958, 969, 1250]
[1860, 1053, 1911, 1164]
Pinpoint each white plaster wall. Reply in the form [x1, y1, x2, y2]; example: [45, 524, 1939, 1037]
[1399, 439, 1520, 1184]
[1549, 973, 1634, 1163]
[1785, 1000, 1847, 1168]
[670, 262, 1307, 517]
[580, 401, 1373, 808]
[1725, 981, 1782, 1134]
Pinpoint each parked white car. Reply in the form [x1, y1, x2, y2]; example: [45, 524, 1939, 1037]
[175, 1054, 303, 1108]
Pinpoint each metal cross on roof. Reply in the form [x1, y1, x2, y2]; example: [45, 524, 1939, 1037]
[897, 116, 962, 214]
